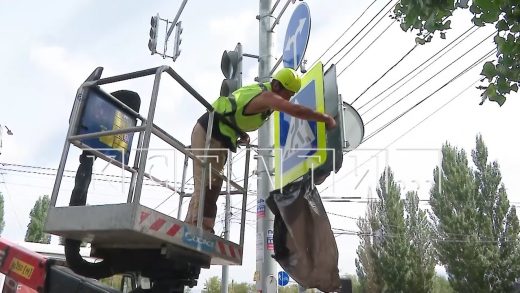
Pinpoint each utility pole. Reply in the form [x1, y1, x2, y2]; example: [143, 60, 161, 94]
[257, 0, 277, 292]
[221, 159, 232, 293]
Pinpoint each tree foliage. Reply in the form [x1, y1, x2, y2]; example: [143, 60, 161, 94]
[278, 284, 298, 293]
[430, 135, 520, 291]
[375, 170, 410, 292]
[202, 276, 221, 293]
[393, 0, 520, 105]
[404, 191, 436, 292]
[342, 274, 362, 293]
[0, 192, 4, 235]
[355, 200, 384, 293]
[356, 168, 435, 292]
[432, 274, 455, 293]
[24, 195, 51, 244]
[202, 277, 257, 293]
[229, 281, 255, 293]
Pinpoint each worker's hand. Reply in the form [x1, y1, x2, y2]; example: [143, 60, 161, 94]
[237, 133, 250, 145]
[324, 114, 337, 130]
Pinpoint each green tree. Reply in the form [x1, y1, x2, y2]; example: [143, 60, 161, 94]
[430, 135, 520, 291]
[278, 284, 298, 293]
[355, 200, 384, 293]
[393, 0, 520, 105]
[202, 276, 221, 293]
[24, 195, 51, 244]
[432, 274, 455, 293]
[374, 169, 410, 292]
[343, 274, 362, 293]
[356, 169, 435, 292]
[404, 191, 436, 292]
[0, 192, 5, 235]
[228, 281, 255, 293]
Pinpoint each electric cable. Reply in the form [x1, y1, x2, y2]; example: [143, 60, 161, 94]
[0, 173, 23, 230]
[350, 44, 418, 105]
[312, 0, 380, 66]
[364, 30, 495, 125]
[319, 76, 483, 193]
[357, 25, 479, 112]
[337, 18, 397, 77]
[324, 0, 396, 67]
[362, 48, 496, 144]
[334, 4, 396, 68]
[362, 28, 493, 121]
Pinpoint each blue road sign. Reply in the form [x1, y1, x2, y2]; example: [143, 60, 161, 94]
[279, 81, 318, 171]
[278, 271, 290, 286]
[274, 62, 327, 189]
[283, 2, 311, 70]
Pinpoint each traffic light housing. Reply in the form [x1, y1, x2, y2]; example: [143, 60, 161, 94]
[220, 43, 243, 97]
[172, 21, 183, 61]
[148, 14, 159, 54]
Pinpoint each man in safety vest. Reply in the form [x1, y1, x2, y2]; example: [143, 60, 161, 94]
[185, 68, 337, 233]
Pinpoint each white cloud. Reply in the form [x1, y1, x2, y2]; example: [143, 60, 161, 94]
[30, 45, 97, 91]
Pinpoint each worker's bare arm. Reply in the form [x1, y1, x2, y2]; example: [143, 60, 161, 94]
[254, 92, 336, 129]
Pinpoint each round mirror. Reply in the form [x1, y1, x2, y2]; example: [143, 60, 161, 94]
[342, 102, 364, 152]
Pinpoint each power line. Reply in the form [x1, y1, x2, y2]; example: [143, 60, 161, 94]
[362, 48, 496, 143]
[350, 44, 418, 105]
[0, 166, 183, 188]
[334, 3, 396, 68]
[0, 163, 259, 218]
[337, 18, 396, 77]
[0, 162, 194, 187]
[319, 76, 483, 194]
[363, 30, 495, 125]
[0, 173, 23, 230]
[312, 0, 380, 66]
[324, 0, 395, 67]
[334, 227, 519, 243]
[1, 162, 134, 179]
[357, 25, 479, 113]
[331, 222, 518, 242]
[328, 205, 500, 239]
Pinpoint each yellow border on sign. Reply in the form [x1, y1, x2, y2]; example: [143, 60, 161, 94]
[274, 62, 327, 190]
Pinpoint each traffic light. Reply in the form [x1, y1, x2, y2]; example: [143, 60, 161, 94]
[172, 21, 183, 61]
[148, 14, 159, 54]
[220, 43, 243, 97]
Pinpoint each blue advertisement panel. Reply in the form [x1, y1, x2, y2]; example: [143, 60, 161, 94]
[77, 89, 136, 165]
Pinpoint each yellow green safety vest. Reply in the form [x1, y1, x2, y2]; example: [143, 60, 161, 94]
[213, 82, 272, 149]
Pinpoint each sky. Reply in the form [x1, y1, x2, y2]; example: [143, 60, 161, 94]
[1, 0, 519, 291]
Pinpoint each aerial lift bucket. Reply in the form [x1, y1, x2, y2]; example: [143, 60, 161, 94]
[44, 66, 251, 291]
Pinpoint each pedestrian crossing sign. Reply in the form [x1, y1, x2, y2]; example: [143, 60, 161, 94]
[274, 61, 327, 190]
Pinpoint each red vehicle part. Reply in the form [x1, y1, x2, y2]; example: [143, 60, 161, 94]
[3, 276, 37, 293]
[0, 238, 47, 292]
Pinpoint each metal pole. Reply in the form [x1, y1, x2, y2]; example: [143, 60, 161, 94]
[258, 1, 277, 292]
[298, 284, 306, 293]
[221, 154, 232, 293]
[166, 0, 188, 41]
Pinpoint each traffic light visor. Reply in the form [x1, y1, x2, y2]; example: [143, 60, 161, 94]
[221, 50, 240, 79]
[273, 68, 301, 93]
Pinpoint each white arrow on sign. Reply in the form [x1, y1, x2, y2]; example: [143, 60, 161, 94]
[284, 17, 307, 69]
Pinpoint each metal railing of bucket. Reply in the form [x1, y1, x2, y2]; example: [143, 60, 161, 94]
[49, 65, 251, 248]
